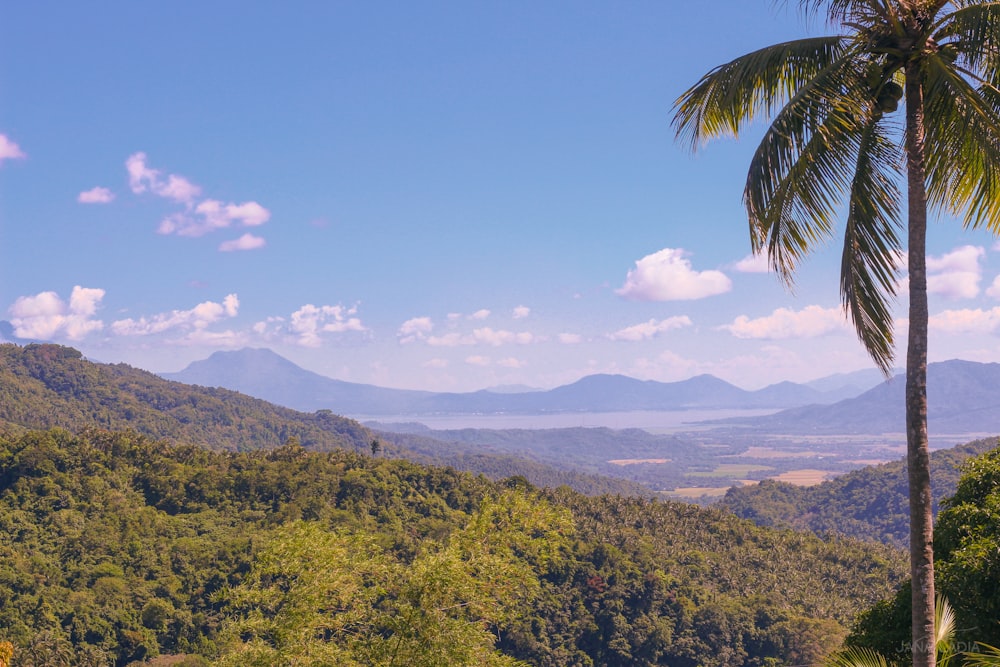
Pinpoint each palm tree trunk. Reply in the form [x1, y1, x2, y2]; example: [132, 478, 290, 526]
[904, 62, 935, 667]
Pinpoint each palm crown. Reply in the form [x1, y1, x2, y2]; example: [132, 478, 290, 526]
[673, 0, 1000, 373]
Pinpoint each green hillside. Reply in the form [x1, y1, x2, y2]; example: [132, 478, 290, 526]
[0, 343, 370, 453]
[0, 343, 646, 496]
[0, 427, 905, 667]
[718, 437, 1000, 546]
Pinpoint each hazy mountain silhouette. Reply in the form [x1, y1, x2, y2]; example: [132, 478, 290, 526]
[728, 359, 1000, 434]
[162, 347, 872, 416]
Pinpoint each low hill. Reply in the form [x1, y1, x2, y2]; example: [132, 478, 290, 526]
[0, 342, 371, 452]
[718, 436, 1000, 546]
[162, 347, 866, 415]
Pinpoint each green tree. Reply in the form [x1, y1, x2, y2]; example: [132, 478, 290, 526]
[673, 4, 1000, 666]
[214, 489, 572, 666]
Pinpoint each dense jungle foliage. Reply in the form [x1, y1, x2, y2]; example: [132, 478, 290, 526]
[719, 437, 1000, 547]
[0, 427, 906, 666]
[0, 343, 645, 496]
[847, 446, 1000, 663]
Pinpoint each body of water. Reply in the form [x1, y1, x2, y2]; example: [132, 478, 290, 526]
[354, 408, 781, 432]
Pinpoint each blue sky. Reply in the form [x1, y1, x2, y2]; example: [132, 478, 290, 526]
[3, 1, 1000, 392]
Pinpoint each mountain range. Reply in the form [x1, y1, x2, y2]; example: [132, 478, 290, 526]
[161, 347, 886, 416]
[724, 359, 1000, 434]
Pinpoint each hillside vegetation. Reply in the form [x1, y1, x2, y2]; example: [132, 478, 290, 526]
[0, 343, 645, 497]
[719, 437, 1000, 547]
[0, 427, 905, 666]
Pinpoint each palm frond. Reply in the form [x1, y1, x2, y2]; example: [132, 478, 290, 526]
[824, 645, 894, 667]
[672, 36, 848, 150]
[935, 595, 957, 667]
[934, 2, 1000, 74]
[743, 45, 879, 287]
[840, 117, 902, 374]
[922, 53, 1000, 231]
[964, 643, 1000, 667]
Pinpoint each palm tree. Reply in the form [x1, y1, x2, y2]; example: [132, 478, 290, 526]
[672, 3, 1000, 667]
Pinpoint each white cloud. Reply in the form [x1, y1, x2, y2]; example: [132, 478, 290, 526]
[733, 253, 770, 273]
[219, 233, 266, 252]
[77, 186, 115, 204]
[126, 152, 201, 203]
[423, 358, 449, 369]
[512, 305, 531, 319]
[398, 316, 434, 344]
[174, 328, 247, 348]
[159, 200, 272, 238]
[465, 355, 491, 366]
[617, 248, 732, 301]
[987, 276, 1000, 300]
[558, 333, 583, 344]
[9, 286, 105, 340]
[288, 303, 366, 347]
[608, 316, 693, 341]
[929, 307, 1000, 334]
[926, 245, 984, 299]
[111, 294, 239, 336]
[720, 305, 847, 339]
[427, 332, 472, 347]
[469, 309, 491, 320]
[473, 327, 535, 346]
[126, 152, 270, 245]
[497, 357, 526, 368]
[0, 134, 26, 163]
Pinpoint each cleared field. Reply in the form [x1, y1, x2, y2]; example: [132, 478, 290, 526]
[731, 446, 833, 459]
[668, 486, 732, 499]
[607, 458, 671, 465]
[686, 463, 774, 478]
[771, 469, 831, 486]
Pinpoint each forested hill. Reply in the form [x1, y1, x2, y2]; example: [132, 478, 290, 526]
[0, 428, 906, 666]
[0, 343, 370, 452]
[0, 343, 648, 496]
[718, 436, 1000, 547]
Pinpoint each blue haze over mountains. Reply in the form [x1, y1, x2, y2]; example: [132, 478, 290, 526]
[161, 348, 889, 417]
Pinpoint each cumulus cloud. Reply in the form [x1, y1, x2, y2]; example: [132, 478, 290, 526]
[558, 333, 583, 344]
[608, 316, 693, 341]
[9, 286, 105, 340]
[126, 152, 202, 204]
[219, 233, 266, 252]
[398, 316, 434, 344]
[473, 327, 534, 346]
[288, 303, 366, 347]
[732, 253, 770, 273]
[469, 309, 491, 320]
[176, 328, 247, 348]
[111, 294, 239, 336]
[929, 307, 1000, 334]
[720, 305, 847, 339]
[0, 134, 26, 164]
[77, 186, 115, 204]
[159, 200, 272, 238]
[987, 276, 1000, 300]
[427, 332, 472, 347]
[126, 152, 270, 245]
[512, 305, 531, 319]
[617, 248, 732, 301]
[927, 245, 984, 299]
